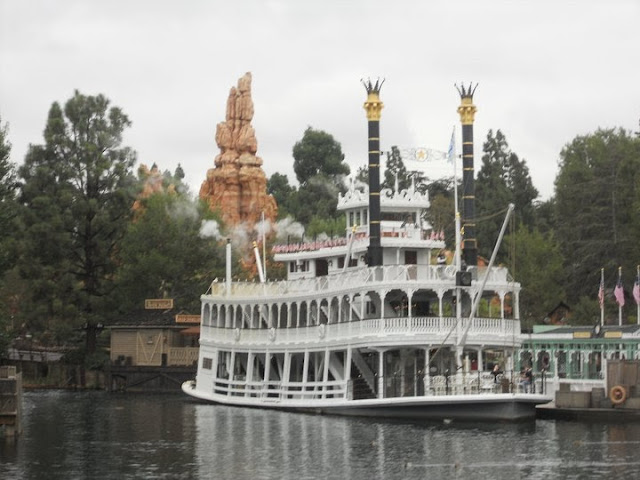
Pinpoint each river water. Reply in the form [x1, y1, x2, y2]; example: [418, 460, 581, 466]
[1, 391, 640, 479]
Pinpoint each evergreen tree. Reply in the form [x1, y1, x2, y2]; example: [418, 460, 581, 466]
[267, 172, 296, 219]
[476, 130, 538, 259]
[382, 146, 411, 191]
[291, 128, 350, 225]
[17, 91, 137, 355]
[292, 127, 349, 185]
[0, 116, 19, 355]
[0, 116, 18, 274]
[554, 128, 640, 304]
[115, 194, 225, 313]
[507, 225, 566, 326]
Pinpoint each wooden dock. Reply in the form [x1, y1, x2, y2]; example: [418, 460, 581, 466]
[0, 366, 23, 438]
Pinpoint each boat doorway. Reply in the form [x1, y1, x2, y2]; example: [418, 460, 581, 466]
[316, 259, 328, 277]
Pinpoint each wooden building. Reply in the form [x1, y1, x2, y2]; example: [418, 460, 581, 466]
[106, 309, 199, 392]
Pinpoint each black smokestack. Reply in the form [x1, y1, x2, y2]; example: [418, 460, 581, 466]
[456, 83, 478, 267]
[362, 79, 384, 267]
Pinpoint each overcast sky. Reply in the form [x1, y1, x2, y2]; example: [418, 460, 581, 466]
[1, 1, 639, 201]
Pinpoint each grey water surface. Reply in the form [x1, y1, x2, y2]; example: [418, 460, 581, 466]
[1, 390, 640, 479]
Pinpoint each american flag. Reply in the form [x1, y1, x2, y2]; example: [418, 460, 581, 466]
[633, 271, 640, 306]
[614, 269, 625, 307]
[598, 274, 605, 308]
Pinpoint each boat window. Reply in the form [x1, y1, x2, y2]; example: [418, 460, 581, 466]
[363, 210, 368, 225]
[202, 357, 213, 370]
[349, 211, 354, 227]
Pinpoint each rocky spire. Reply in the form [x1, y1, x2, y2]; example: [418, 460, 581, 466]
[199, 72, 278, 228]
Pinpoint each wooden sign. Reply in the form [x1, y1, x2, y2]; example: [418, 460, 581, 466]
[573, 331, 591, 339]
[175, 314, 201, 324]
[144, 299, 174, 310]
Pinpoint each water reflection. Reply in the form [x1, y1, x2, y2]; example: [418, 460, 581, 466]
[2, 392, 640, 479]
[192, 404, 640, 479]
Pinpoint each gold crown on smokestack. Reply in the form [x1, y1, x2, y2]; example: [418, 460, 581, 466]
[362, 78, 385, 121]
[455, 82, 478, 125]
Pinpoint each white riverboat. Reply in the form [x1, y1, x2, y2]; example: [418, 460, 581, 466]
[182, 180, 552, 421]
[183, 82, 552, 421]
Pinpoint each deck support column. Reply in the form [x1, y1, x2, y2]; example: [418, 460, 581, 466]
[302, 350, 309, 397]
[322, 349, 330, 399]
[424, 347, 431, 394]
[476, 347, 483, 371]
[378, 350, 385, 399]
[245, 352, 254, 397]
[344, 347, 353, 400]
[227, 351, 236, 397]
[263, 352, 271, 398]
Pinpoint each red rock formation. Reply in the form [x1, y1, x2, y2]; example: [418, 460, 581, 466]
[200, 73, 278, 228]
[132, 164, 176, 216]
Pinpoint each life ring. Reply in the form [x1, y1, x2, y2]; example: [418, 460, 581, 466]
[610, 385, 627, 405]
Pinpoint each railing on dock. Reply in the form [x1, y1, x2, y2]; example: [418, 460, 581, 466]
[167, 347, 199, 366]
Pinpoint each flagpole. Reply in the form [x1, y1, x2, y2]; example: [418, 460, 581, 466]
[618, 266, 623, 326]
[262, 211, 267, 281]
[451, 126, 461, 272]
[600, 268, 604, 327]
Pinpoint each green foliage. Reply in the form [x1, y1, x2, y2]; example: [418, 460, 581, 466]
[292, 127, 349, 185]
[382, 146, 411, 191]
[476, 130, 538, 259]
[570, 296, 602, 327]
[426, 194, 455, 249]
[289, 174, 345, 226]
[0, 116, 19, 275]
[554, 128, 640, 305]
[267, 172, 296, 219]
[17, 91, 137, 351]
[305, 215, 346, 239]
[507, 225, 566, 326]
[0, 116, 19, 356]
[115, 193, 226, 313]
[355, 164, 368, 185]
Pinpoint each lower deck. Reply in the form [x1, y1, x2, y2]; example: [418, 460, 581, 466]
[191, 341, 552, 415]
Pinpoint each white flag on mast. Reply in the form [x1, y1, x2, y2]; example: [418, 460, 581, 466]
[447, 127, 456, 163]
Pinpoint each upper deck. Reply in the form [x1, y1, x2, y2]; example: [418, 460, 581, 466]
[203, 264, 518, 302]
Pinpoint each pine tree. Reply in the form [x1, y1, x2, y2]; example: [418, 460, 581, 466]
[17, 91, 137, 355]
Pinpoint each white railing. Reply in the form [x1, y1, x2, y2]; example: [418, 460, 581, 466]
[205, 265, 515, 300]
[209, 371, 548, 404]
[213, 378, 347, 400]
[200, 316, 521, 347]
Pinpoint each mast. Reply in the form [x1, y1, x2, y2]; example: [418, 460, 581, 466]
[456, 83, 478, 267]
[362, 79, 384, 267]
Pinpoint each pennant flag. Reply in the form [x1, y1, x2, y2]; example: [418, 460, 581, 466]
[633, 270, 640, 305]
[402, 147, 447, 164]
[614, 268, 625, 307]
[447, 128, 456, 163]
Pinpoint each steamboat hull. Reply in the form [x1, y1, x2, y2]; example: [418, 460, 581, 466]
[182, 381, 546, 422]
